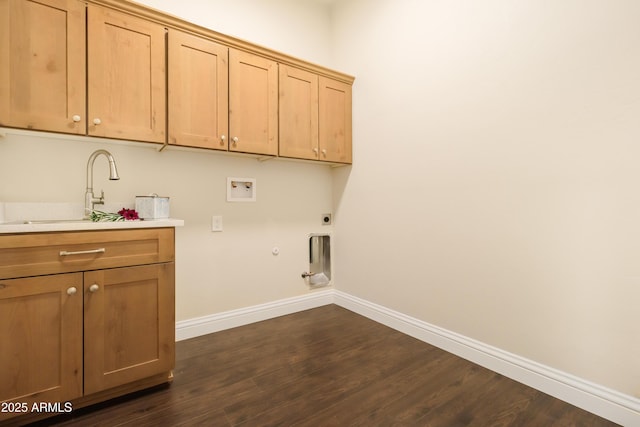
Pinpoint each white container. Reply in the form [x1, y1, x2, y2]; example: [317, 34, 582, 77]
[135, 195, 170, 219]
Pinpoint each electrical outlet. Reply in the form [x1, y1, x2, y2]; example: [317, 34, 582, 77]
[212, 215, 223, 232]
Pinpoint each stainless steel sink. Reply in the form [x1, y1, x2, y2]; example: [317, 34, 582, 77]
[21, 219, 89, 224]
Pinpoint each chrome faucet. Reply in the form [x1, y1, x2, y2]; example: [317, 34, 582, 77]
[84, 149, 120, 218]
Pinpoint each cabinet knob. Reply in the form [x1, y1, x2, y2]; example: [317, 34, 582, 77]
[313, 147, 319, 154]
[72, 115, 81, 123]
[232, 137, 239, 145]
[93, 118, 102, 125]
[89, 283, 100, 293]
[321, 149, 327, 156]
[221, 135, 226, 141]
[67, 286, 77, 295]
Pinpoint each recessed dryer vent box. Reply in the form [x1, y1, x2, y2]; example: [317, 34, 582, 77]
[227, 177, 256, 202]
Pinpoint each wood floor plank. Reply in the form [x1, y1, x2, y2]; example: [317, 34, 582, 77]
[225, 332, 426, 425]
[30, 305, 618, 427]
[294, 347, 451, 426]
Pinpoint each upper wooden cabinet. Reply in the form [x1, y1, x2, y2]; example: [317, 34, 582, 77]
[87, 4, 166, 143]
[0, 0, 86, 134]
[168, 37, 279, 157]
[0, 0, 166, 143]
[1, 0, 353, 163]
[168, 29, 229, 150]
[279, 66, 352, 164]
[279, 65, 319, 161]
[319, 76, 352, 164]
[229, 49, 279, 156]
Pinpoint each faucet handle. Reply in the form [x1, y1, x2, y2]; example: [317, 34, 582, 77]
[93, 190, 105, 206]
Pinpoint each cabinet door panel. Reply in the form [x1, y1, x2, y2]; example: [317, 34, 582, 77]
[229, 49, 278, 156]
[87, 4, 166, 143]
[84, 263, 175, 394]
[279, 65, 319, 160]
[319, 77, 352, 164]
[168, 29, 228, 150]
[0, 273, 82, 421]
[0, 0, 85, 134]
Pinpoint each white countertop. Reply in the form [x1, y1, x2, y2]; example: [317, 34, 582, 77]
[0, 202, 183, 234]
[0, 218, 184, 234]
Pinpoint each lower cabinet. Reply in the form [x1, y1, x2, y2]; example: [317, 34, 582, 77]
[0, 228, 175, 424]
[0, 273, 84, 409]
[84, 263, 175, 395]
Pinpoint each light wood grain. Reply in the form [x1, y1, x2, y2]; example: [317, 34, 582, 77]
[279, 64, 319, 160]
[0, 0, 86, 134]
[319, 76, 352, 164]
[84, 263, 175, 395]
[168, 29, 229, 150]
[0, 227, 175, 425]
[229, 49, 278, 156]
[0, 273, 83, 423]
[87, 3, 166, 143]
[0, 228, 174, 280]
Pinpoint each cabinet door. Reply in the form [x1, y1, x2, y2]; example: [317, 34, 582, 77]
[0, 273, 83, 421]
[83, 263, 175, 395]
[319, 77, 352, 164]
[0, 0, 85, 134]
[87, 4, 166, 143]
[279, 65, 319, 160]
[229, 49, 278, 156]
[168, 29, 228, 150]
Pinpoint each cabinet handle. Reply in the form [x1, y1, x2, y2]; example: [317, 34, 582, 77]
[232, 136, 239, 145]
[313, 148, 319, 154]
[67, 286, 77, 295]
[89, 284, 100, 293]
[59, 248, 106, 256]
[321, 149, 327, 156]
[93, 118, 102, 125]
[72, 115, 81, 123]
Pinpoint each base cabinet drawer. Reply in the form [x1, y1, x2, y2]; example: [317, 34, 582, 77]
[0, 228, 174, 279]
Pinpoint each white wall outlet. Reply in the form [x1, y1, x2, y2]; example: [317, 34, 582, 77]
[212, 215, 223, 232]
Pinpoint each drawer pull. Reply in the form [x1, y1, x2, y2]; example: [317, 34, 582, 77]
[59, 248, 106, 256]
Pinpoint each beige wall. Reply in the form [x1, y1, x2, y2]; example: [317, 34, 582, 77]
[0, 0, 336, 321]
[332, 0, 640, 397]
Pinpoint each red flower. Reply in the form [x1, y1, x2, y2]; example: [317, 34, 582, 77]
[118, 208, 140, 220]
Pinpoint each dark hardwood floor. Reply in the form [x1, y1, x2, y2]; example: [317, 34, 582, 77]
[33, 305, 616, 426]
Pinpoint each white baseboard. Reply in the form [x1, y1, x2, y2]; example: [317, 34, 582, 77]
[333, 290, 640, 427]
[175, 289, 639, 426]
[175, 289, 334, 341]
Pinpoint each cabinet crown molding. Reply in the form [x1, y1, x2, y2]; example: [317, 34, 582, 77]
[88, 0, 355, 84]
